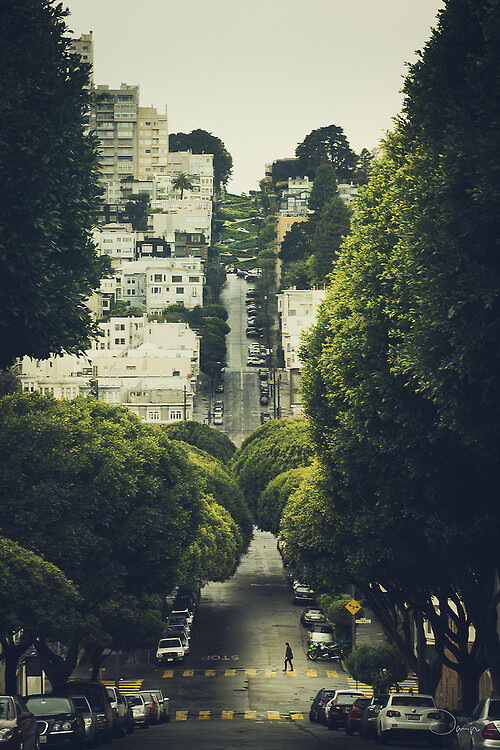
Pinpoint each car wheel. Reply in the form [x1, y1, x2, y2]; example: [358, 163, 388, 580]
[345, 724, 354, 735]
[328, 718, 337, 731]
[309, 710, 315, 723]
[101, 728, 113, 744]
[379, 730, 390, 745]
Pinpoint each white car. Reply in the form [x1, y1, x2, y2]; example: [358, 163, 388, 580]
[124, 693, 149, 727]
[376, 693, 447, 745]
[171, 608, 194, 626]
[213, 413, 223, 425]
[156, 637, 186, 664]
[307, 623, 336, 645]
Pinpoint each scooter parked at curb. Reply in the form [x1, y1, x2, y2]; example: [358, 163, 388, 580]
[307, 642, 344, 666]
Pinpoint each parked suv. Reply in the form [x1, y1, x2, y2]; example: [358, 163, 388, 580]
[156, 636, 186, 664]
[105, 686, 130, 737]
[360, 694, 390, 739]
[52, 681, 114, 744]
[307, 623, 336, 645]
[325, 690, 367, 729]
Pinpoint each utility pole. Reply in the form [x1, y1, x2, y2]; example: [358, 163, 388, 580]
[183, 385, 187, 421]
[276, 372, 281, 419]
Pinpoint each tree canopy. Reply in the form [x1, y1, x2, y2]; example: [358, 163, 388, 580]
[162, 420, 236, 464]
[295, 124, 357, 181]
[0, 0, 106, 369]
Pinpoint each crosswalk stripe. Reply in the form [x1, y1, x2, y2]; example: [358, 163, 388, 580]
[245, 668, 257, 676]
[326, 670, 338, 678]
[265, 669, 276, 677]
[199, 710, 210, 720]
[176, 711, 188, 721]
[245, 710, 257, 719]
[183, 670, 194, 677]
[285, 670, 296, 677]
[205, 669, 216, 676]
[290, 712, 304, 720]
[346, 678, 373, 696]
[267, 711, 281, 720]
[225, 669, 236, 676]
[306, 669, 317, 678]
[221, 711, 234, 720]
[163, 670, 174, 678]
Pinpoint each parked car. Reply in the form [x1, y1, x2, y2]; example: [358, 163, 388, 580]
[135, 693, 159, 725]
[376, 693, 446, 746]
[300, 606, 326, 627]
[26, 695, 85, 749]
[148, 691, 170, 723]
[455, 696, 500, 750]
[214, 400, 224, 413]
[213, 413, 223, 425]
[105, 686, 130, 737]
[309, 688, 340, 725]
[325, 690, 367, 729]
[0, 695, 38, 750]
[345, 696, 372, 734]
[260, 395, 269, 406]
[293, 586, 316, 605]
[170, 608, 194, 626]
[307, 623, 336, 645]
[260, 412, 271, 424]
[156, 637, 186, 664]
[167, 614, 191, 636]
[70, 695, 99, 748]
[360, 694, 390, 739]
[123, 694, 148, 728]
[258, 369, 268, 380]
[51, 681, 114, 744]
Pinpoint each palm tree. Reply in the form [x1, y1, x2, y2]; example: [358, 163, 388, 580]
[172, 172, 194, 200]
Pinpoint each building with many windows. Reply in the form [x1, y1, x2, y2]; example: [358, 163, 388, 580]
[137, 106, 169, 180]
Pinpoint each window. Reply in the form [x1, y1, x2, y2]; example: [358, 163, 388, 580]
[172, 275, 182, 282]
[169, 410, 183, 421]
[188, 276, 199, 282]
[147, 410, 160, 421]
[151, 286, 161, 294]
[154, 274, 162, 282]
[172, 370, 180, 377]
[176, 287, 184, 295]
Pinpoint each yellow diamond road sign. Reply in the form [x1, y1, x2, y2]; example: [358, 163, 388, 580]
[345, 599, 362, 615]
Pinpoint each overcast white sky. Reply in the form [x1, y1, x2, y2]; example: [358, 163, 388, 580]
[64, 0, 444, 194]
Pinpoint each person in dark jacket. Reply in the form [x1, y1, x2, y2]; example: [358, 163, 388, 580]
[283, 642, 293, 672]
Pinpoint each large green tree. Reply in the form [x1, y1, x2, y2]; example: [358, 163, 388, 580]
[169, 129, 233, 191]
[299, 0, 500, 710]
[0, 1, 106, 369]
[162, 420, 236, 464]
[309, 194, 351, 283]
[295, 124, 357, 181]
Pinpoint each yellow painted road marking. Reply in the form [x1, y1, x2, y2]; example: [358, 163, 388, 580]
[205, 670, 216, 677]
[183, 669, 194, 677]
[176, 710, 188, 721]
[245, 668, 257, 676]
[225, 669, 236, 676]
[245, 710, 257, 719]
[199, 710, 210, 720]
[290, 712, 304, 720]
[327, 670, 338, 678]
[306, 669, 317, 678]
[268, 711, 281, 720]
[221, 710, 234, 720]
[265, 669, 276, 677]
[163, 670, 174, 678]
[285, 670, 296, 677]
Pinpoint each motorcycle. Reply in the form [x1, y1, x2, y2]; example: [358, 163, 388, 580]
[307, 642, 344, 665]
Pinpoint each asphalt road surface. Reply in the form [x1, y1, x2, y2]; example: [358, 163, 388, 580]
[96, 531, 381, 749]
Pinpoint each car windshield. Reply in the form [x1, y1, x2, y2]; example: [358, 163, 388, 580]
[488, 701, 500, 719]
[308, 609, 323, 615]
[26, 697, 73, 716]
[0, 698, 14, 720]
[318, 626, 334, 633]
[337, 694, 364, 706]
[159, 639, 181, 648]
[71, 697, 90, 712]
[391, 697, 435, 708]
[105, 688, 116, 699]
[126, 696, 143, 707]
[355, 699, 371, 708]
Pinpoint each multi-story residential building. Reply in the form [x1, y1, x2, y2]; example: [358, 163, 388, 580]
[277, 287, 327, 414]
[93, 223, 136, 264]
[89, 83, 140, 199]
[68, 32, 94, 87]
[19, 320, 200, 424]
[337, 182, 358, 205]
[152, 209, 212, 246]
[167, 151, 214, 199]
[279, 176, 312, 217]
[115, 257, 204, 313]
[137, 106, 169, 180]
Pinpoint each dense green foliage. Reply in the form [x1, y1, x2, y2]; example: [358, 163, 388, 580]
[232, 419, 315, 519]
[0, 0, 106, 369]
[346, 644, 409, 693]
[162, 420, 236, 463]
[295, 124, 357, 180]
[172, 172, 194, 199]
[297, 0, 500, 707]
[255, 466, 308, 535]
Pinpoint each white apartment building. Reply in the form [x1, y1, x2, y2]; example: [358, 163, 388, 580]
[152, 209, 212, 246]
[337, 182, 358, 205]
[137, 106, 169, 180]
[93, 223, 136, 263]
[167, 152, 214, 199]
[116, 257, 204, 313]
[19, 320, 200, 424]
[277, 288, 327, 413]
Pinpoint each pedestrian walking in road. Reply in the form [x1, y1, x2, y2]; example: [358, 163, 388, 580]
[283, 642, 293, 672]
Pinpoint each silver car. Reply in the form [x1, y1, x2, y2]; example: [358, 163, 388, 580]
[67, 695, 99, 748]
[456, 696, 500, 750]
[377, 693, 448, 746]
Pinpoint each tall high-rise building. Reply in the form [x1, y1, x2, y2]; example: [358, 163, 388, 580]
[137, 106, 169, 180]
[89, 83, 140, 200]
[68, 31, 94, 87]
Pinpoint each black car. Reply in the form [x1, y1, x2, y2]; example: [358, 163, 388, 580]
[258, 369, 268, 381]
[51, 682, 114, 744]
[309, 688, 339, 724]
[260, 412, 271, 424]
[26, 695, 85, 748]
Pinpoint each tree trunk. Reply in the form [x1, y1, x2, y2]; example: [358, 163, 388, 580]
[1, 636, 33, 695]
[460, 667, 482, 714]
[35, 637, 80, 687]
